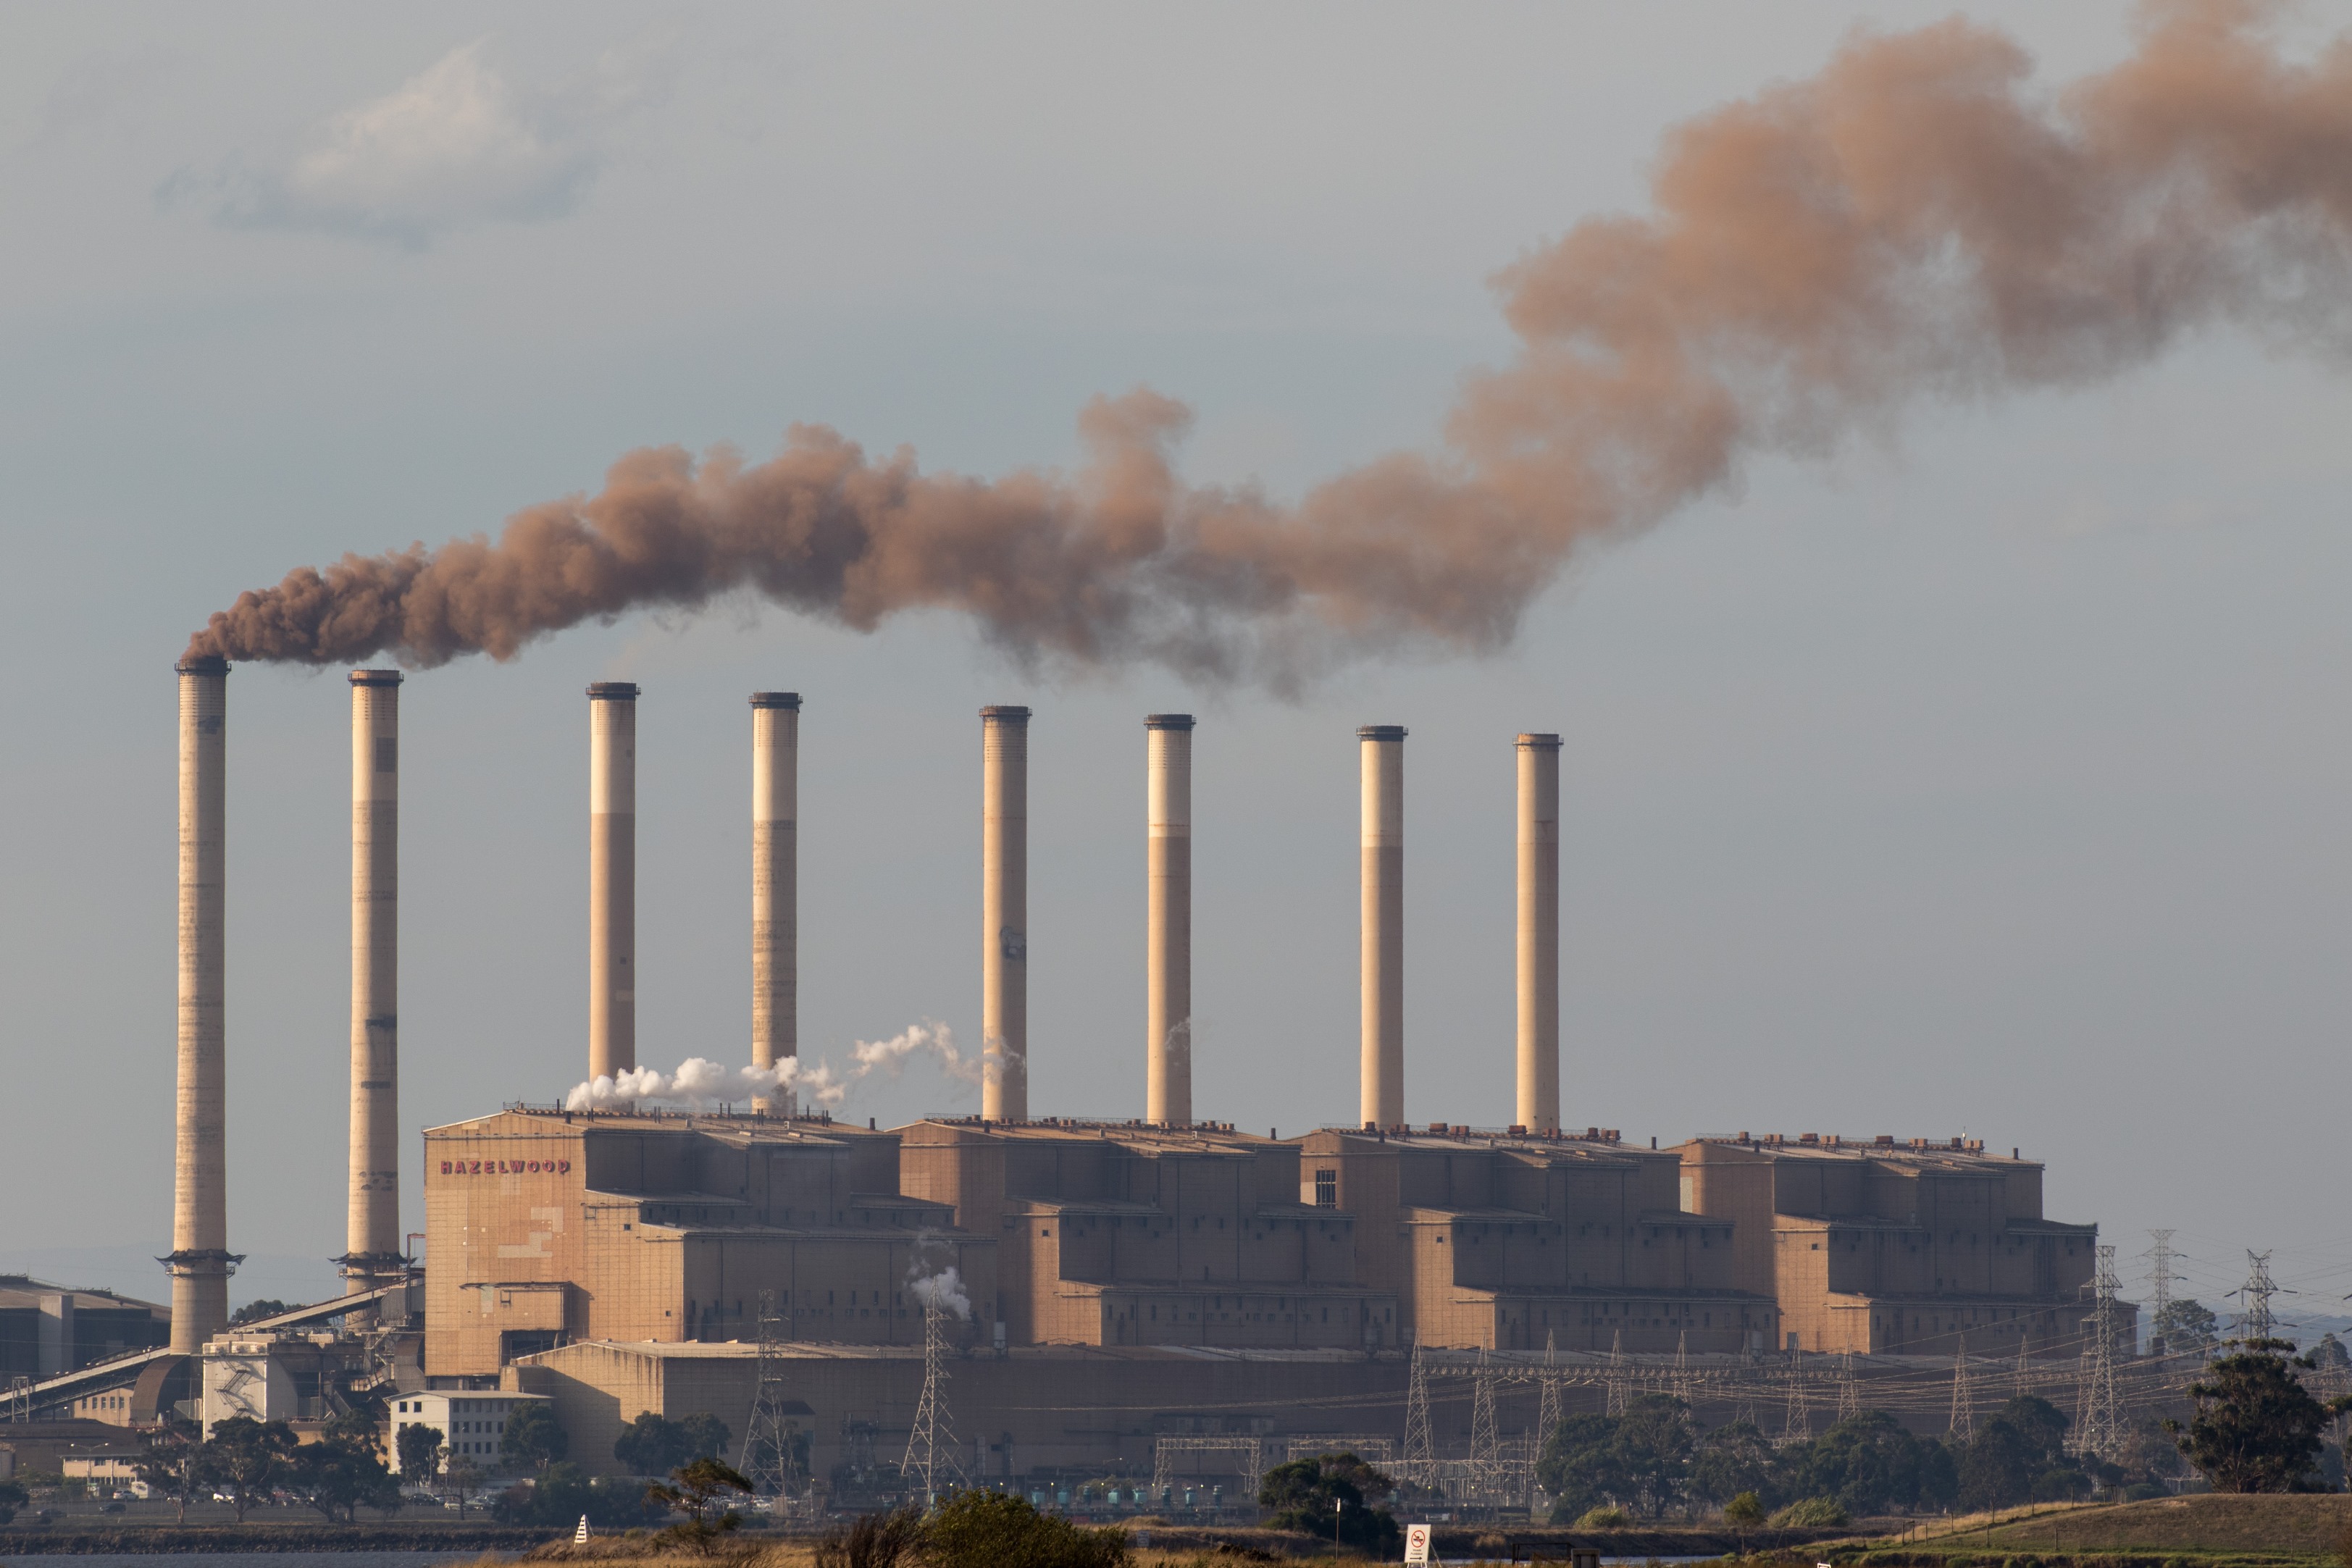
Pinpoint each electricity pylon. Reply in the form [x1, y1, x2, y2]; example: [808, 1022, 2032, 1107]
[2073, 1244, 2122, 1460]
[1949, 1332, 1974, 1438]
[1402, 1343, 1434, 1488]
[900, 1303, 963, 1505]
[740, 1291, 803, 1500]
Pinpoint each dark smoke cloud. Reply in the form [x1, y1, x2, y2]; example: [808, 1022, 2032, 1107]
[188, 1, 2352, 684]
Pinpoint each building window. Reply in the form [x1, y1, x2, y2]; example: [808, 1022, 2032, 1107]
[1315, 1170, 1337, 1207]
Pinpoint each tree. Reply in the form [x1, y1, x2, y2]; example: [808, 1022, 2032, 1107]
[2154, 1299, 2221, 1357]
[498, 1459, 660, 1530]
[2167, 1339, 2350, 1492]
[1537, 1395, 1694, 1520]
[644, 1456, 753, 1553]
[1257, 1451, 1401, 1555]
[137, 1416, 211, 1525]
[1958, 1396, 2083, 1511]
[614, 1412, 684, 1475]
[292, 1434, 402, 1523]
[396, 1423, 445, 1488]
[0, 1480, 28, 1526]
[611, 1410, 731, 1475]
[678, 1412, 732, 1463]
[228, 1299, 293, 1328]
[1690, 1420, 1778, 1508]
[444, 1451, 486, 1515]
[206, 1416, 298, 1523]
[1723, 1489, 1765, 1556]
[503, 1401, 568, 1473]
[921, 1489, 1131, 1568]
[1780, 1411, 1956, 1516]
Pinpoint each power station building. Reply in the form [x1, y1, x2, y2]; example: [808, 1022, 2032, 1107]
[85, 667, 2119, 1495]
[1294, 1128, 1770, 1355]
[898, 1120, 1399, 1349]
[424, 1110, 995, 1379]
[1675, 1133, 2106, 1357]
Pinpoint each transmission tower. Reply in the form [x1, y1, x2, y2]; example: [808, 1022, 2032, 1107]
[1469, 1350, 1502, 1512]
[2073, 1245, 2122, 1460]
[1533, 1333, 1562, 1508]
[2235, 1251, 2278, 1343]
[1949, 1333, 1975, 1439]
[1782, 1363, 1812, 1442]
[1673, 1329, 1694, 1403]
[1402, 1343, 1434, 1488]
[1837, 1351, 1859, 1422]
[1604, 1330, 1629, 1416]
[900, 1303, 964, 1505]
[740, 1291, 805, 1501]
[2144, 1229, 2178, 1354]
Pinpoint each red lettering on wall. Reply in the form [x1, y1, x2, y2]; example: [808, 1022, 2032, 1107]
[558, 1160, 571, 1173]
[440, 1161, 452, 1174]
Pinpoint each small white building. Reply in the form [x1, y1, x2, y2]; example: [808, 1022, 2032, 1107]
[388, 1391, 551, 1475]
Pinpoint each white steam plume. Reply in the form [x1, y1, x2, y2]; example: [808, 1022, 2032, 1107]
[564, 1053, 844, 1112]
[561, 1020, 979, 1112]
[908, 1264, 971, 1321]
[848, 1020, 980, 1088]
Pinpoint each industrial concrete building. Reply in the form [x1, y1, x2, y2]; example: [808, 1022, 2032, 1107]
[0, 1278, 170, 1381]
[898, 1119, 1399, 1349]
[506, 1338, 1407, 1484]
[423, 1109, 995, 1380]
[387, 1389, 552, 1473]
[1675, 1133, 2106, 1356]
[1294, 1128, 1776, 1354]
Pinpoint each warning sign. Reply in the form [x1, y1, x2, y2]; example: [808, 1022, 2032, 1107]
[1404, 1522, 1433, 1564]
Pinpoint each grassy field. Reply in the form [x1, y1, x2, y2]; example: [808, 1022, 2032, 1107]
[1828, 1492, 2352, 1567]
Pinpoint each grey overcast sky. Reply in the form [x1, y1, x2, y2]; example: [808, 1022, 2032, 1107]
[3, 2, 2348, 1319]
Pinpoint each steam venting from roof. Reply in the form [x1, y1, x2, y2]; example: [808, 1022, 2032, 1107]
[562, 1021, 982, 1112]
[187, 2, 2352, 687]
[565, 1055, 845, 1112]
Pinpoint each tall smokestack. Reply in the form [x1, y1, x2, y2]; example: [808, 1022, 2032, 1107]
[1358, 725, 1405, 1131]
[344, 671, 403, 1305]
[750, 692, 800, 1116]
[587, 682, 638, 1081]
[980, 705, 1029, 1122]
[1144, 714, 1194, 1126]
[1515, 733, 1561, 1134]
[167, 655, 235, 1353]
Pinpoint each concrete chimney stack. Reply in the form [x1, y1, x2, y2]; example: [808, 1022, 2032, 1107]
[750, 692, 800, 1115]
[587, 682, 638, 1081]
[1515, 733, 1562, 1134]
[1144, 714, 1194, 1126]
[980, 705, 1029, 1122]
[167, 655, 235, 1352]
[1358, 725, 1406, 1130]
[344, 671, 403, 1305]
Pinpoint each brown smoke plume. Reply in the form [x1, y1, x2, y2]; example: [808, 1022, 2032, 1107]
[188, 1, 2352, 682]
